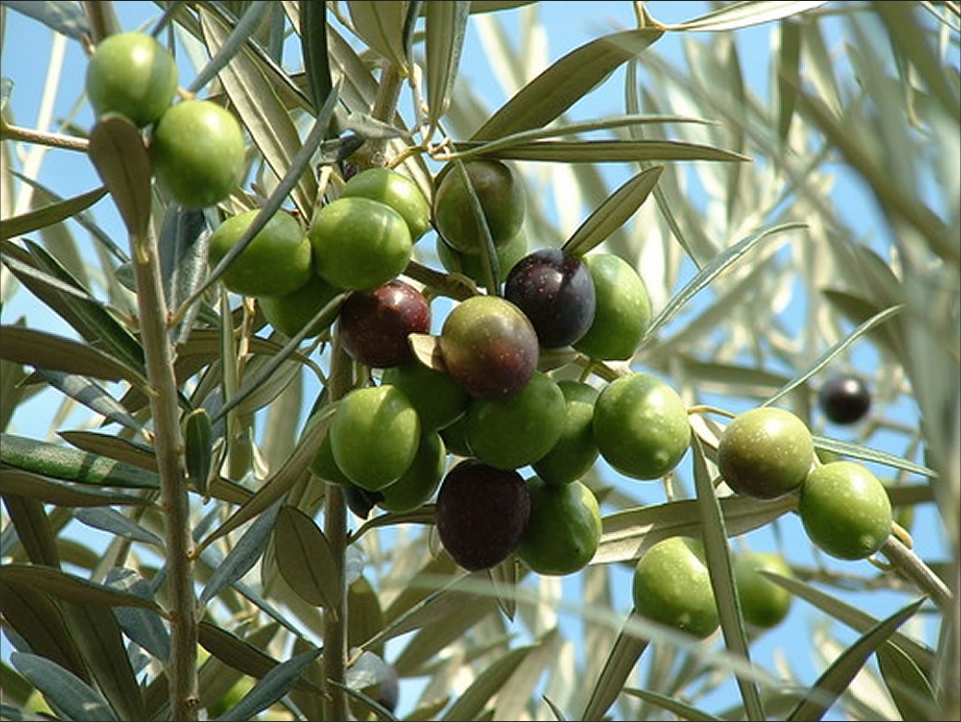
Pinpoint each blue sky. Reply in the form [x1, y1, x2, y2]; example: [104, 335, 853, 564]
[1, 2, 951, 719]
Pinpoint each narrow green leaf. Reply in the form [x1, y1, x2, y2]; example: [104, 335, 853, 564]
[877, 640, 939, 721]
[1, 433, 160, 489]
[441, 645, 533, 721]
[86, 115, 152, 239]
[2, 239, 145, 373]
[2, 493, 60, 566]
[34, 370, 143, 432]
[73, 507, 164, 547]
[0, 564, 165, 614]
[594, 495, 796, 565]
[200, 6, 318, 218]
[812, 435, 937, 479]
[581, 612, 650, 721]
[661, 1, 828, 32]
[58, 601, 146, 721]
[425, 1, 471, 134]
[453, 138, 750, 164]
[197, 405, 333, 550]
[776, 19, 802, 144]
[820, 289, 906, 359]
[764, 304, 904, 408]
[157, 206, 210, 345]
[104, 568, 171, 663]
[347, 1, 411, 74]
[787, 597, 927, 721]
[199, 500, 283, 607]
[0, 186, 107, 241]
[213, 646, 323, 722]
[2, 1, 90, 40]
[0, 325, 146, 385]
[298, 0, 332, 112]
[471, 28, 665, 140]
[691, 434, 764, 722]
[622, 687, 724, 720]
[10, 652, 117, 721]
[563, 165, 663, 256]
[640, 222, 806, 346]
[0, 470, 151, 507]
[198, 622, 321, 694]
[761, 572, 936, 673]
[57, 430, 157, 472]
[187, 0, 273, 94]
[274, 505, 342, 609]
[184, 408, 213, 495]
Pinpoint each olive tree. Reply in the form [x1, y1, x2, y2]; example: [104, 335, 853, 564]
[1, 2, 958, 721]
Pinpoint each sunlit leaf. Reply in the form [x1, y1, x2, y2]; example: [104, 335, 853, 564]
[9, 652, 117, 721]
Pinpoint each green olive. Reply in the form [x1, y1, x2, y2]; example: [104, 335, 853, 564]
[85, 31, 178, 127]
[798, 461, 893, 560]
[592, 372, 690, 480]
[632, 536, 719, 639]
[717, 407, 813, 499]
[150, 100, 246, 209]
[342, 167, 431, 242]
[207, 209, 312, 298]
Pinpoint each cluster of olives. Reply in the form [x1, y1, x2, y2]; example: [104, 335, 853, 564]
[85, 31, 246, 209]
[631, 404, 893, 639]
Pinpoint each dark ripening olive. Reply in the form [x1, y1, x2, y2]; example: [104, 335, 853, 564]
[503, 248, 596, 348]
[435, 459, 531, 571]
[338, 280, 431, 368]
[818, 374, 872, 425]
[438, 295, 539, 400]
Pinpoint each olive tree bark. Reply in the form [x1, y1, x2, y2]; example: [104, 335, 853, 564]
[131, 223, 199, 721]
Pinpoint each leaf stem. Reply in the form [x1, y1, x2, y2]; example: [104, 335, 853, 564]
[881, 533, 954, 614]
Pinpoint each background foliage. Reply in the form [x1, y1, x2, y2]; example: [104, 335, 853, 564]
[0, 1, 958, 721]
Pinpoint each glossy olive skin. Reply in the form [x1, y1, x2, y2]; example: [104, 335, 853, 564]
[798, 461, 893, 560]
[532, 380, 600, 486]
[329, 385, 421, 491]
[632, 536, 719, 639]
[377, 430, 446, 513]
[717, 407, 813, 499]
[207, 209, 312, 297]
[259, 274, 342, 339]
[438, 295, 539, 400]
[572, 253, 651, 361]
[381, 362, 471, 431]
[86, 31, 179, 127]
[464, 371, 566, 470]
[309, 196, 412, 291]
[342, 167, 431, 242]
[818, 374, 872, 425]
[338, 280, 431, 368]
[515, 477, 602, 576]
[592, 372, 691, 480]
[503, 248, 596, 348]
[435, 459, 531, 571]
[733, 552, 794, 630]
[433, 159, 526, 254]
[150, 100, 246, 209]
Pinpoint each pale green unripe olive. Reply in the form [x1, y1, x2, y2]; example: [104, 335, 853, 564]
[717, 407, 814, 499]
[86, 31, 178, 127]
[150, 100, 246, 209]
[799, 461, 893, 560]
[329, 385, 420, 491]
[573, 253, 651, 361]
[593, 372, 690, 480]
[632, 536, 719, 639]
